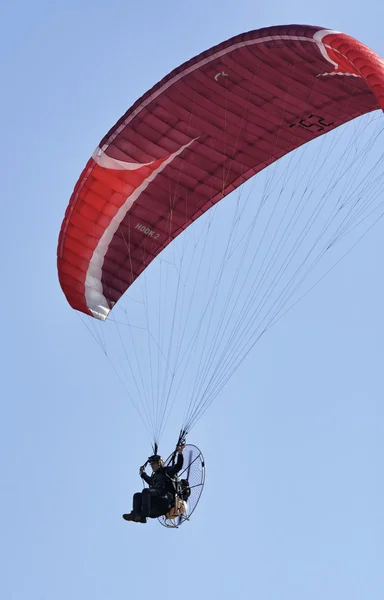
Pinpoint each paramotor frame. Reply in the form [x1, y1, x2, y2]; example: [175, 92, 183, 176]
[158, 444, 205, 528]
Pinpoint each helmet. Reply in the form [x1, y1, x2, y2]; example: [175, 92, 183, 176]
[147, 454, 163, 465]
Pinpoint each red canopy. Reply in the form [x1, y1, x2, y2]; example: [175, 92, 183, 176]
[57, 24, 384, 320]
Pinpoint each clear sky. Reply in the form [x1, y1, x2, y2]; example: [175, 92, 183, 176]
[1, 1, 383, 599]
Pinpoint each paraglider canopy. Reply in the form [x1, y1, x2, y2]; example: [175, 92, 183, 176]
[57, 24, 384, 323]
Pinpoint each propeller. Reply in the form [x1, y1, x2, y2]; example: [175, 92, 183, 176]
[177, 448, 193, 526]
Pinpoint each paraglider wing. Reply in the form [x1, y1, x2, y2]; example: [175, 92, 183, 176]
[57, 24, 384, 321]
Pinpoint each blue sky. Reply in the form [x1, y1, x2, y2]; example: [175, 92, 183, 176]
[1, 1, 383, 599]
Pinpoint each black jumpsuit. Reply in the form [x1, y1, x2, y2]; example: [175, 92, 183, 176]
[133, 453, 184, 518]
